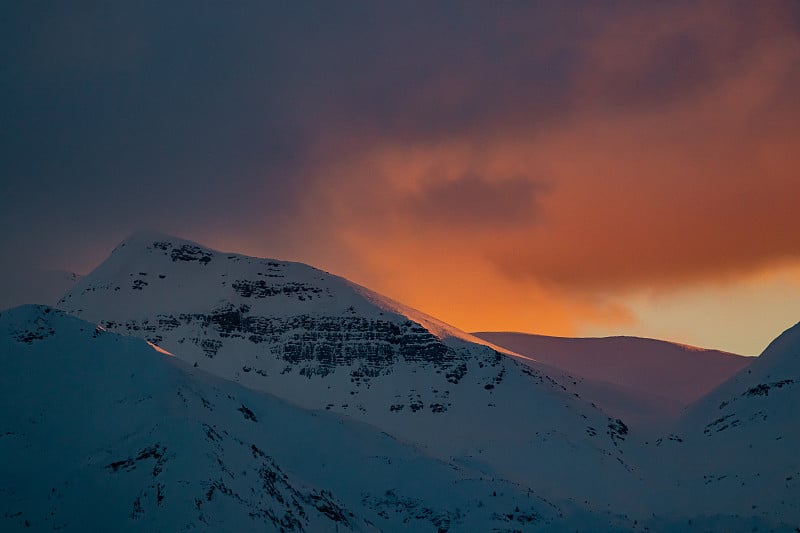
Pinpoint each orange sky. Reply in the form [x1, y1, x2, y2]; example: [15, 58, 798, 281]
[5, 2, 798, 356]
[232, 2, 800, 355]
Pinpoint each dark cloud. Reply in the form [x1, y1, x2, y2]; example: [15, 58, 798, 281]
[0, 1, 585, 272]
[0, 2, 310, 271]
[404, 175, 544, 232]
[0, 0, 798, 343]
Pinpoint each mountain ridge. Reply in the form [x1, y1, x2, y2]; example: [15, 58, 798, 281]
[56, 231, 648, 515]
[473, 331, 750, 407]
[4, 304, 609, 532]
[640, 320, 800, 526]
[2, 229, 796, 530]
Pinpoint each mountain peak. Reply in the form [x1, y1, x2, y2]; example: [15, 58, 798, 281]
[101, 230, 501, 349]
[56, 233, 645, 512]
[760, 321, 800, 360]
[114, 230, 209, 254]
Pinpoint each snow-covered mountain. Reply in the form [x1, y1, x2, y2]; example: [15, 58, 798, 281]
[472, 332, 749, 408]
[2, 304, 629, 532]
[56, 231, 645, 516]
[41, 230, 800, 530]
[642, 321, 800, 529]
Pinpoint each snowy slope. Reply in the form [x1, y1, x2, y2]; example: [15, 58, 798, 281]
[641, 321, 800, 529]
[1, 305, 636, 532]
[56, 231, 646, 517]
[473, 332, 750, 407]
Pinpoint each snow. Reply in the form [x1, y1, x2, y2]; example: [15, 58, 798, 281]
[473, 332, 749, 405]
[473, 331, 750, 426]
[0, 229, 785, 531]
[56, 232, 646, 518]
[647, 321, 800, 525]
[0, 305, 627, 532]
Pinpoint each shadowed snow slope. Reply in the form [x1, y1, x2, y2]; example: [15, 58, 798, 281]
[644, 321, 800, 528]
[1, 305, 630, 532]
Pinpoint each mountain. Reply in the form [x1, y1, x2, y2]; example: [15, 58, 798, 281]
[643, 321, 800, 528]
[473, 332, 749, 409]
[56, 231, 646, 517]
[2, 305, 629, 532]
[0, 268, 82, 311]
[4, 229, 794, 530]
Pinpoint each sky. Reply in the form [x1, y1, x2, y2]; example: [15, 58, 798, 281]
[1, 1, 799, 355]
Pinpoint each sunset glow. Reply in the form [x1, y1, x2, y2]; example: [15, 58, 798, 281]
[1, 1, 799, 354]
[5, 4, 800, 531]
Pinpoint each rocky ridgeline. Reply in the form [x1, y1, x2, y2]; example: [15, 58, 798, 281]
[58, 234, 495, 390]
[100, 306, 472, 382]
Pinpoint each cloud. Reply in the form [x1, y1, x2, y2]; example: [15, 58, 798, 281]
[243, 0, 800, 337]
[1, 1, 798, 342]
[295, 1, 800, 287]
[401, 174, 544, 233]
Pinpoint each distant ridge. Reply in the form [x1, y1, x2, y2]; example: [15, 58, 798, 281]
[472, 331, 750, 406]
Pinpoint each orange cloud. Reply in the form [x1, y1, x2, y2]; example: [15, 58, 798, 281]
[245, 2, 800, 337]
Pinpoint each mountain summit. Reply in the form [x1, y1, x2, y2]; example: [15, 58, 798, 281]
[57, 231, 644, 515]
